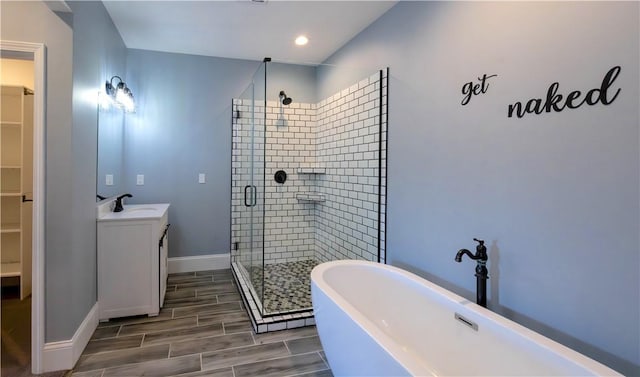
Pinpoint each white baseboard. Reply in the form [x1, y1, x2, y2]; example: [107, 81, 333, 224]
[168, 253, 230, 273]
[42, 302, 98, 372]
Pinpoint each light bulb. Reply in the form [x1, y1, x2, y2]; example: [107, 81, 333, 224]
[295, 35, 308, 46]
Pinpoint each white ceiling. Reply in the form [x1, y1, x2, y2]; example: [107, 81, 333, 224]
[101, 1, 397, 65]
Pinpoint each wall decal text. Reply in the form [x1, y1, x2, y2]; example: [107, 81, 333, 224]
[508, 66, 621, 118]
[461, 74, 498, 105]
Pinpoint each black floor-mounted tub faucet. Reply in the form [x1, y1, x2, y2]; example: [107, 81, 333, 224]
[455, 238, 488, 307]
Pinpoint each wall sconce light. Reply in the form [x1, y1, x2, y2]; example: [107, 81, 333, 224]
[105, 75, 135, 112]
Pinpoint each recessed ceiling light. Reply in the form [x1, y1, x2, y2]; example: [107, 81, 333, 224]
[295, 35, 309, 46]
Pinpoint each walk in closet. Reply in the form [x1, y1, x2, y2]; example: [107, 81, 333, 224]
[1, 85, 33, 300]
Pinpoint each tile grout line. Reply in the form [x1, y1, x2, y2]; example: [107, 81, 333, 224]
[283, 339, 292, 355]
[315, 349, 332, 373]
[317, 350, 329, 367]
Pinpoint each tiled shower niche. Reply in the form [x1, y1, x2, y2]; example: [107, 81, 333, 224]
[231, 69, 388, 333]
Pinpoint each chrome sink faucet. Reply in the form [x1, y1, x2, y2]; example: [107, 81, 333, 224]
[455, 238, 488, 307]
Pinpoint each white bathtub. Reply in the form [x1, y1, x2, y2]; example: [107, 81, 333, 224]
[311, 260, 620, 376]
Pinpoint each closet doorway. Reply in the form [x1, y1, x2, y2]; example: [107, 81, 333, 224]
[0, 41, 46, 375]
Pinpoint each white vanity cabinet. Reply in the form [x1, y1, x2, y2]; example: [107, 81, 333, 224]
[97, 203, 170, 321]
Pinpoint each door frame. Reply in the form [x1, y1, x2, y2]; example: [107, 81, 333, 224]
[0, 40, 46, 375]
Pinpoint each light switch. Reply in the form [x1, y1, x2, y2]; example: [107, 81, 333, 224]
[106, 174, 113, 186]
[198, 173, 206, 184]
[136, 174, 144, 185]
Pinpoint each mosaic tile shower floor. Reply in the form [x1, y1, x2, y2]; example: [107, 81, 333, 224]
[249, 260, 319, 314]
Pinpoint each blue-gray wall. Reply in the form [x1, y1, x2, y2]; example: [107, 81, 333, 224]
[67, 0, 127, 342]
[1, 0, 75, 342]
[319, 2, 639, 374]
[124, 50, 316, 257]
[266, 62, 317, 104]
[2, 0, 126, 343]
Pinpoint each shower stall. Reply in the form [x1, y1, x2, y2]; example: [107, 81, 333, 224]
[231, 58, 388, 332]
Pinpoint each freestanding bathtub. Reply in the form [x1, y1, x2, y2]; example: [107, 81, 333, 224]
[311, 260, 621, 376]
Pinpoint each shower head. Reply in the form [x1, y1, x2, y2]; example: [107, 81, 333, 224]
[279, 90, 293, 106]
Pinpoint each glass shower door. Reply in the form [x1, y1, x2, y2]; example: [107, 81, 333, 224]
[235, 62, 266, 311]
[249, 61, 266, 309]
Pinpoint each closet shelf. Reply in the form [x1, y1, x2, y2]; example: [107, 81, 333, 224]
[1, 192, 21, 197]
[1, 121, 22, 127]
[1, 224, 21, 233]
[296, 193, 326, 203]
[1, 262, 21, 277]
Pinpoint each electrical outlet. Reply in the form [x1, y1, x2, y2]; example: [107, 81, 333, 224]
[106, 174, 113, 186]
[199, 173, 206, 184]
[136, 174, 144, 185]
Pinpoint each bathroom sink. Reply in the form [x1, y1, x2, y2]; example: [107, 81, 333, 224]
[125, 207, 158, 212]
[98, 203, 170, 221]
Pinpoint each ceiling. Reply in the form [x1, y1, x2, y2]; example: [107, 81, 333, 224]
[101, 1, 397, 65]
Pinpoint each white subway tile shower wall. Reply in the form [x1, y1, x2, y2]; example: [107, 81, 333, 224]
[315, 71, 387, 264]
[263, 101, 318, 264]
[231, 70, 387, 269]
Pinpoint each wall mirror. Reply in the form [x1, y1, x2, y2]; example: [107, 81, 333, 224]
[96, 100, 125, 200]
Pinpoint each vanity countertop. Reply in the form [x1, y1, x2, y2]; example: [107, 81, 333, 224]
[98, 203, 170, 222]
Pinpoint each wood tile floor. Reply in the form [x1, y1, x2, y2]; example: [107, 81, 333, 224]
[69, 269, 333, 377]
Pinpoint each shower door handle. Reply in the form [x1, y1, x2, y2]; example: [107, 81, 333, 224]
[244, 185, 251, 207]
[244, 185, 258, 207]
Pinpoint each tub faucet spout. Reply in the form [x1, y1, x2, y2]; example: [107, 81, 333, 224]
[455, 248, 476, 262]
[455, 238, 488, 307]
